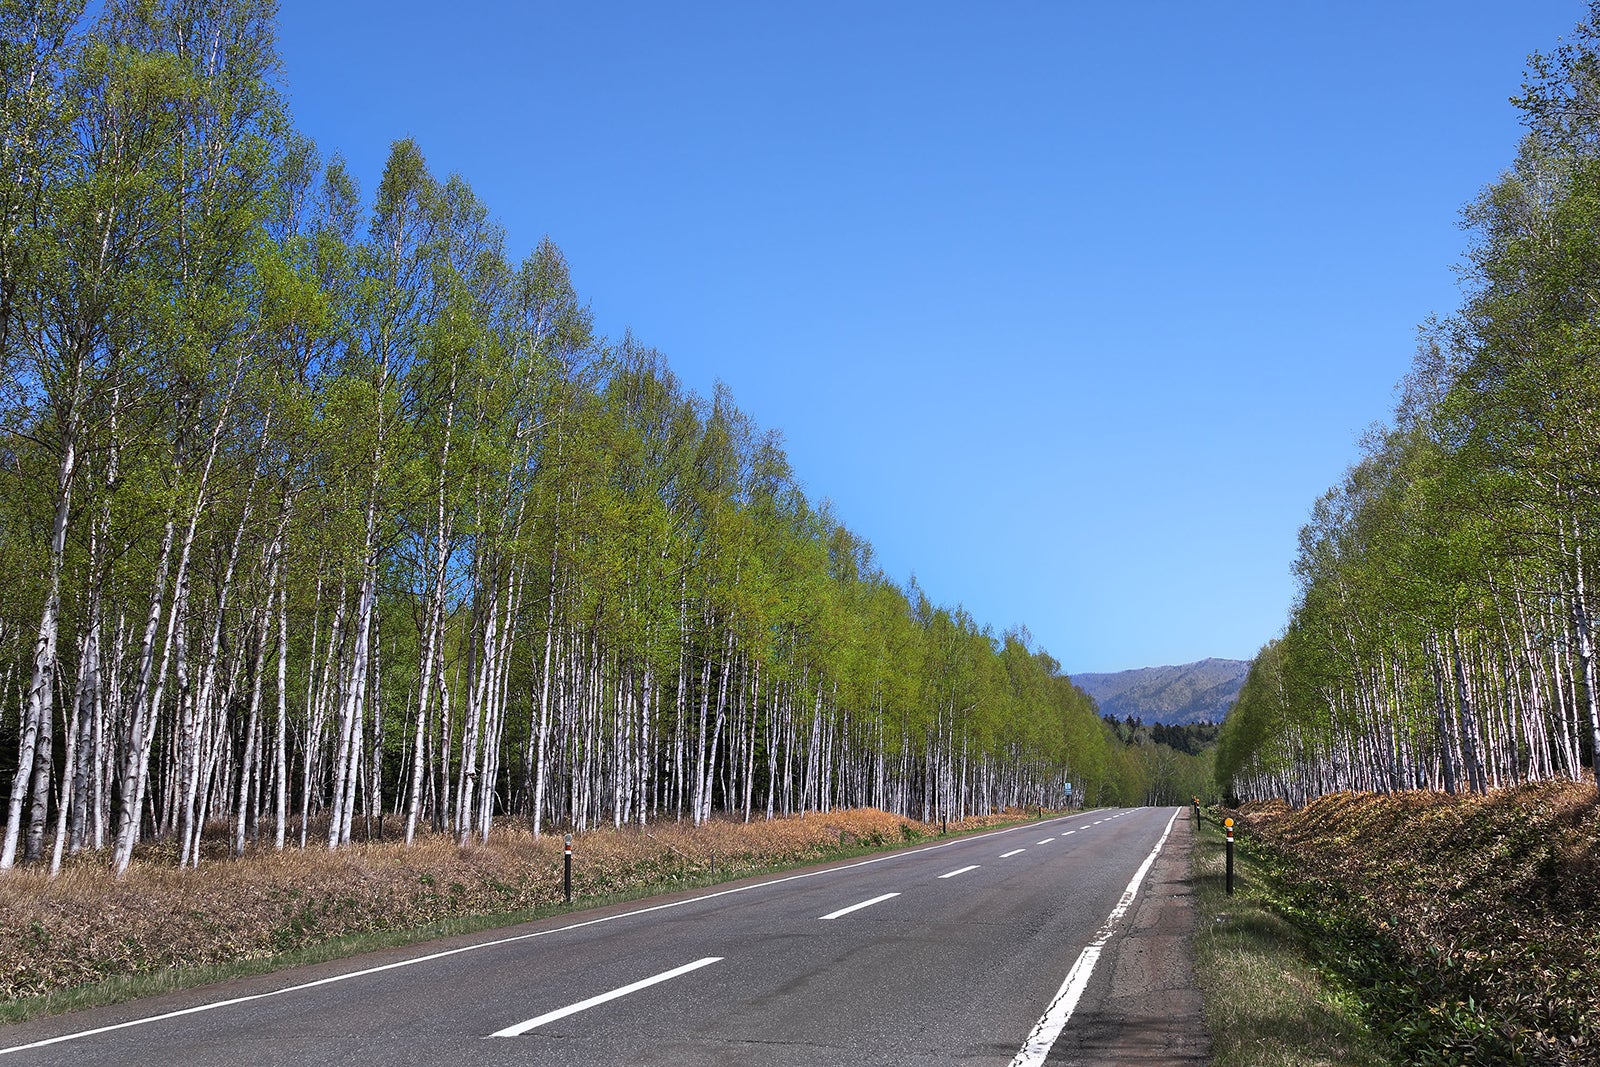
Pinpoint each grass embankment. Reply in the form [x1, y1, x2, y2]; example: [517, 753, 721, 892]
[0, 807, 1043, 1024]
[1202, 780, 1600, 1067]
[1239, 782, 1600, 1066]
[1191, 810, 1390, 1067]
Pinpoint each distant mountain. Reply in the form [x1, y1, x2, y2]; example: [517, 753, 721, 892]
[1071, 658, 1249, 726]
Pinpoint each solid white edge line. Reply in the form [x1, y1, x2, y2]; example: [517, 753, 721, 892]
[491, 956, 722, 1037]
[0, 810, 1100, 1058]
[1008, 807, 1181, 1067]
[819, 891, 900, 920]
[938, 864, 981, 879]
[1000, 848, 1026, 858]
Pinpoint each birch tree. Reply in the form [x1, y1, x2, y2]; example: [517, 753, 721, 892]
[0, 0, 1107, 870]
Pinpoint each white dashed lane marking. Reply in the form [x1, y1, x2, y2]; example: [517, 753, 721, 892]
[491, 957, 723, 1037]
[820, 893, 900, 920]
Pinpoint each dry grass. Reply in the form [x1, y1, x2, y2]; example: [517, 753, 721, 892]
[0, 807, 1034, 1010]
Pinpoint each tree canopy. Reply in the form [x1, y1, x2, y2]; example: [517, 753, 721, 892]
[1219, 2, 1600, 804]
[0, 0, 1113, 873]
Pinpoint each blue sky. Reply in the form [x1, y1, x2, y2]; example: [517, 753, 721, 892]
[276, 2, 1580, 673]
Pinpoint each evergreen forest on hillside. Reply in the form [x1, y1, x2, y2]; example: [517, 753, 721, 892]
[1219, 4, 1600, 804]
[0, 1, 1213, 876]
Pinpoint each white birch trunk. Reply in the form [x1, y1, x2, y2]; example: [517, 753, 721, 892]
[113, 358, 243, 874]
[234, 551, 282, 857]
[328, 559, 375, 848]
[1, 380, 78, 869]
[273, 555, 290, 849]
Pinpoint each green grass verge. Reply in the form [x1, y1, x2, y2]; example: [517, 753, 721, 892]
[1190, 811, 1392, 1067]
[0, 808, 1065, 1028]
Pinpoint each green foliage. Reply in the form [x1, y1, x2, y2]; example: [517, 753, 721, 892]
[0, 0, 1109, 870]
[1099, 715, 1218, 806]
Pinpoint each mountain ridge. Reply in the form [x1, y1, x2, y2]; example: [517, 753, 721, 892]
[1070, 657, 1249, 725]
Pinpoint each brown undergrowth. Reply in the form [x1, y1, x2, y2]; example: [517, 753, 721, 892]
[1234, 781, 1600, 1066]
[0, 807, 1031, 1005]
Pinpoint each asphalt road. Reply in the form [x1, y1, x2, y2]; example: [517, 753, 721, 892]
[0, 806, 1196, 1066]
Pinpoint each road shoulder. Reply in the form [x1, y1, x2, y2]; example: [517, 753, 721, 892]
[1048, 812, 1210, 1065]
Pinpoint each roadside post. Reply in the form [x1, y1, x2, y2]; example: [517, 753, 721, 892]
[1192, 795, 1200, 827]
[564, 833, 573, 904]
[1224, 818, 1234, 896]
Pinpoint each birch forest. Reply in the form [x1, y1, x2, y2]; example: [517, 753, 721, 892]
[1217, 6, 1600, 804]
[0, 1, 1116, 875]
